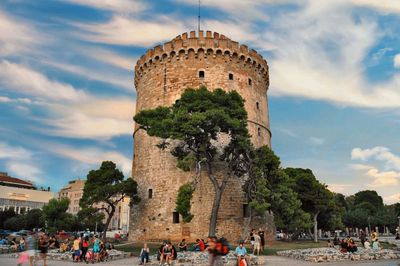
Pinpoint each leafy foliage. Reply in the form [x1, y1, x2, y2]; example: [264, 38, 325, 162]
[246, 146, 311, 232]
[134, 87, 252, 235]
[175, 183, 195, 223]
[42, 198, 70, 228]
[80, 161, 140, 240]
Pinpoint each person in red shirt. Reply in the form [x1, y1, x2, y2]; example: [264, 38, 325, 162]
[194, 239, 205, 252]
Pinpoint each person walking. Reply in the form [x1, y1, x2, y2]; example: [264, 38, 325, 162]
[359, 229, 366, 247]
[38, 233, 49, 266]
[26, 232, 37, 266]
[81, 236, 90, 263]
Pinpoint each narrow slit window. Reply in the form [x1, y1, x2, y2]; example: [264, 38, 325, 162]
[148, 189, 153, 199]
[173, 212, 180, 224]
[199, 70, 205, 79]
[229, 73, 234, 80]
[258, 127, 261, 136]
[243, 204, 250, 218]
[248, 78, 252, 86]
[256, 102, 259, 110]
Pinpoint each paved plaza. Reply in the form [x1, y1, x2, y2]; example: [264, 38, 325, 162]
[1, 256, 399, 266]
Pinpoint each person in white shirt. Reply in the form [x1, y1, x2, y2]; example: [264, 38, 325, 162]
[364, 239, 371, 249]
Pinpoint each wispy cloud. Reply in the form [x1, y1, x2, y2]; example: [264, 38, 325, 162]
[351, 0, 400, 14]
[384, 193, 400, 204]
[0, 142, 42, 183]
[74, 16, 186, 46]
[351, 146, 400, 171]
[62, 0, 147, 14]
[0, 11, 42, 56]
[309, 136, 325, 145]
[394, 54, 400, 69]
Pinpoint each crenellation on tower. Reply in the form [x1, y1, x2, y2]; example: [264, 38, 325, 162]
[134, 31, 269, 88]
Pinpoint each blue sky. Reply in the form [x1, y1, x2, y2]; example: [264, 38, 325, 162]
[0, 0, 399, 204]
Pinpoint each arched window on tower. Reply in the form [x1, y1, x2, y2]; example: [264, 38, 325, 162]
[256, 102, 259, 110]
[199, 70, 205, 79]
[248, 78, 252, 86]
[173, 212, 180, 224]
[229, 73, 234, 80]
[148, 189, 153, 199]
[258, 127, 261, 136]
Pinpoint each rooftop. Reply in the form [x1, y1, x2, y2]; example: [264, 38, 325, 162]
[0, 172, 36, 189]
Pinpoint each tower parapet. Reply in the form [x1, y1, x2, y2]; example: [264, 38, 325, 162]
[134, 30, 269, 88]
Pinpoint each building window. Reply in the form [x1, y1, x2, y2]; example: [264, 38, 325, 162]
[148, 189, 153, 199]
[256, 102, 259, 110]
[173, 212, 180, 224]
[243, 204, 250, 218]
[248, 78, 252, 86]
[258, 127, 261, 136]
[229, 73, 234, 80]
[199, 70, 205, 79]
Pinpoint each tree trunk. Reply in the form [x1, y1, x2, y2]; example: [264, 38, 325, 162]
[313, 212, 319, 243]
[209, 185, 223, 236]
[102, 206, 115, 242]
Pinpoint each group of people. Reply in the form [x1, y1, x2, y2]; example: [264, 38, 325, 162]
[330, 229, 382, 253]
[247, 228, 265, 255]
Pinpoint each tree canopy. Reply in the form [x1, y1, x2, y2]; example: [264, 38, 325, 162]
[134, 87, 252, 236]
[80, 161, 140, 240]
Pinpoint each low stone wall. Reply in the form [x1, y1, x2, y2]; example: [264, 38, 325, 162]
[277, 247, 400, 263]
[145, 251, 261, 265]
[3, 249, 130, 261]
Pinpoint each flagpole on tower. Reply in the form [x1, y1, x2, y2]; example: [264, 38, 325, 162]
[198, 0, 201, 32]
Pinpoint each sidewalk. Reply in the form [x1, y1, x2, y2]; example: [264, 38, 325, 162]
[1, 256, 399, 266]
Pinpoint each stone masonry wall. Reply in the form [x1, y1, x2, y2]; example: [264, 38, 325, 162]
[130, 30, 272, 243]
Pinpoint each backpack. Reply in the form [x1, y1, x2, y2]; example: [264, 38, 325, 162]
[216, 237, 230, 255]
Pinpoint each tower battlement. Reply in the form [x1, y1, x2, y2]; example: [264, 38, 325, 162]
[134, 30, 269, 88]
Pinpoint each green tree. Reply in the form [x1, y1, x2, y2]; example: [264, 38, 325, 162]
[0, 209, 16, 228]
[246, 146, 311, 235]
[175, 183, 195, 223]
[25, 209, 45, 230]
[42, 198, 70, 228]
[80, 161, 140, 241]
[285, 168, 335, 242]
[4, 215, 26, 231]
[354, 190, 383, 208]
[134, 87, 252, 236]
[77, 207, 105, 232]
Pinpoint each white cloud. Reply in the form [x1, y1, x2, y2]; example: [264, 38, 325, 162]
[327, 183, 352, 193]
[74, 16, 186, 46]
[87, 48, 136, 70]
[351, 146, 400, 171]
[0, 60, 88, 102]
[0, 142, 42, 183]
[394, 54, 400, 69]
[0, 11, 41, 56]
[351, 147, 400, 189]
[309, 136, 325, 145]
[47, 144, 132, 176]
[62, 0, 147, 14]
[351, 0, 400, 14]
[384, 193, 400, 204]
[0, 96, 12, 103]
[41, 60, 133, 91]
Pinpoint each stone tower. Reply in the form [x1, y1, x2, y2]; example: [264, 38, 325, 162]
[130, 30, 272, 242]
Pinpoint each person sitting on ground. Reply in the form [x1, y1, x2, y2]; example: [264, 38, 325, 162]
[372, 238, 381, 251]
[59, 238, 70, 253]
[48, 236, 59, 249]
[19, 237, 26, 252]
[139, 243, 150, 265]
[396, 232, 400, 240]
[235, 240, 249, 266]
[364, 238, 371, 249]
[327, 239, 334, 248]
[157, 241, 166, 262]
[371, 230, 378, 242]
[161, 241, 174, 266]
[178, 238, 187, 252]
[339, 239, 348, 253]
[347, 238, 357, 253]
[10, 237, 18, 252]
[194, 238, 205, 252]
[333, 236, 339, 246]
